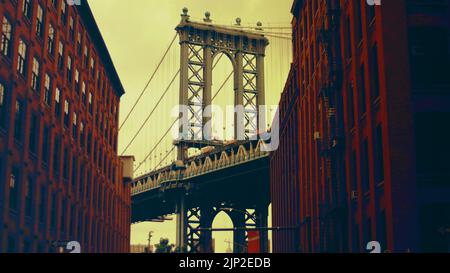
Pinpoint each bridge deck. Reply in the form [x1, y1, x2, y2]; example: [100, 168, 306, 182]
[131, 140, 270, 223]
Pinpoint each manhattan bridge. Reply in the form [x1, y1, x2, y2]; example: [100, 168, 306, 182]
[121, 8, 292, 253]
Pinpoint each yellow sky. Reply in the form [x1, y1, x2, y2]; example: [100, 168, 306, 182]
[88, 0, 293, 253]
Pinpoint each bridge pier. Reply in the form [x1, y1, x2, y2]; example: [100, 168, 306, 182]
[175, 195, 187, 251]
[229, 210, 247, 253]
[176, 197, 217, 253]
[256, 205, 269, 253]
[198, 207, 214, 253]
[178, 205, 270, 253]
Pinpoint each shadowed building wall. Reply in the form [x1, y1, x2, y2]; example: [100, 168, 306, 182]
[0, 0, 130, 253]
[271, 0, 450, 253]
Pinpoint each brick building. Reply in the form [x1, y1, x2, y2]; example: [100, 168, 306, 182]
[271, 0, 450, 253]
[0, 0, 131, 252]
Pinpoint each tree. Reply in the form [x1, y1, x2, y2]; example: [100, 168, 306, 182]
[154, 238, 175, 253]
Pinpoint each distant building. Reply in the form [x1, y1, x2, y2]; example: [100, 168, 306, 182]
[271, 0, 450, 253]
[130, 244, 153, 253]
[0, 0, 130, 252]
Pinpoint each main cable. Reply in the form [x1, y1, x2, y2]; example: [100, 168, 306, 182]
[119, 33, 178, 131]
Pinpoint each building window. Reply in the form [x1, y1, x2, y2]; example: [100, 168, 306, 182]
[350, 151, 357, 192]
[71, 157, 77, 192]
[36, 5, 44, 38]
[90, 57, 95, 77]
[365, 218, 372, 245]
[84, 216, 89, 246]
[9, 167, 19, 211]
[29, 112, 38, 155]
[31, 57, 41, 91]
[50, 192, 57, 229]
[64, 100, 70, 127]
[366, 2, 376, 25]
[352, 223, 360, 252]
[42, 124, 50, 165]
[82, 82, 86, 103]
[359, 65, 367, 115]
[39, 185, 46, 223]
[370, 44, 380, 100]
[61, 0, 67, 25]
[361, 139, 370, 194]
[7, 236, 16, 253]
[84, 45, 88, 67]
[87, 131, 92, 154]
[61, 199, 66, 234]
[347, 82, 355, 129]
[88, 92, 93, 114]
[63, 147, 69, 180]
[48, 24, 55, 55]
[44, 73, 52, 106]
[355, 0, 363, 43]
[377, 210, 387, 249]
[75, 69, 80, 94]
[77, 31, 82, 56]
[58, 41, 64, 70]
[69, 17, 75, 41]
[53, 136, 60, 176]
[23, 240, 31, 253]
[17, 39, 27, 77]
[67, 55, 72, 84]
[25, 177, 33, 217]
[14, 99, 23, 142]
[55, 87, 61, 117]
[86, 171, 91, 203]
[0, 82, 7, 128]
[68, 206, 74, 237]
[72, 112, 77, 139]
[80, 122, 85, 147]
[373, 125, 384, 183]
[409, 26, 450, 87]
[97, 72, 102, 90]
[22, 0, 32, 21]
[345, 16, 352, 62]
[1, 16, 13, 58]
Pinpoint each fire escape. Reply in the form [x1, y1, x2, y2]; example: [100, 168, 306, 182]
[316, 0, 347, 252]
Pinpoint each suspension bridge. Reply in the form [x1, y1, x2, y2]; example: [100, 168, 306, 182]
[120, 9, 292, 253]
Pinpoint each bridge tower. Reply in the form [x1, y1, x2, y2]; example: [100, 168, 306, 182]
[175, 8, 269, 160]
[174, 9, 269, 252]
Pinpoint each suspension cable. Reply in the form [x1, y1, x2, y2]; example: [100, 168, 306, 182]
[119, 33, 178, 131]
[120, 69, 180, 156]
[134, 118, 179, 172]
[151, 146, 176, 172]
[123, 55, 226, 157]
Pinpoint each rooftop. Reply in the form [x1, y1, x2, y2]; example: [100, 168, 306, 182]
[76, 0, 125, 97]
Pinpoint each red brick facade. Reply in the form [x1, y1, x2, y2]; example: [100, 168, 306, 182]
[0, 0, 130, 253]
[271, 0, 450, 253]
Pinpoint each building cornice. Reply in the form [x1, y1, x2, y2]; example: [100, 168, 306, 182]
[76, 0, 125, 97]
